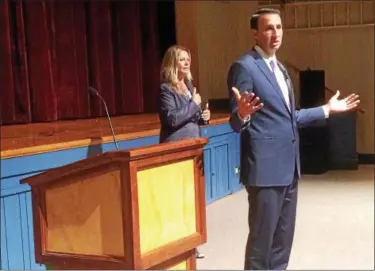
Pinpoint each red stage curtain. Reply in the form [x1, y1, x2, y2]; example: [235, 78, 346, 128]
[0, 0, 161, 125]
[140, 0, 160, 113]
[0, 0, 31, 124]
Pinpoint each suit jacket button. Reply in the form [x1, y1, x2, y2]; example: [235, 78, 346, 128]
[292, 139, 296, 143]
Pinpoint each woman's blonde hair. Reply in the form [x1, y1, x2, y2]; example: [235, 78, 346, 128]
[160, 45, 193, 94]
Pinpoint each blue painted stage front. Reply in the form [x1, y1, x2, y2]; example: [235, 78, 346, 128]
[0, 122, 241, 270]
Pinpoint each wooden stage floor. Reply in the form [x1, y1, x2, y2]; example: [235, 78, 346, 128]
[1, 113, 229, 159]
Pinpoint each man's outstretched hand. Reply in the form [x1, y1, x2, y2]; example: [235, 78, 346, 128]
[326, 90, 360, 113]
[232, 87, 263, 120]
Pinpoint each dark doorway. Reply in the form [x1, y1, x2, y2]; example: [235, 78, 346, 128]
[157, 1, 176, 59]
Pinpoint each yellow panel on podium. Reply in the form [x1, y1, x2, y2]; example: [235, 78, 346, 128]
[21, 138, 208, 270]
[137, 159, 196, 254]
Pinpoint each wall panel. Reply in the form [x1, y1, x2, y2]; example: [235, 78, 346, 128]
[175, 0, 374, 153]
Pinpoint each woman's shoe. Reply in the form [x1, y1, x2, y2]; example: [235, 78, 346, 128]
[196, 251, 205, 259]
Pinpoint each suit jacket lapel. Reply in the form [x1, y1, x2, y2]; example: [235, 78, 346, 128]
[181, 81, 193, 101]
[253, 54, 280, 93]
[251, 50, 291, 115]
[277, 61, 296, 115]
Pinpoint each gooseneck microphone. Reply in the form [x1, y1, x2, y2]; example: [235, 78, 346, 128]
[88, 86, 119, 150]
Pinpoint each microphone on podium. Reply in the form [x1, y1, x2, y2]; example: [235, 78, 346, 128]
[88, 86, 119, 150]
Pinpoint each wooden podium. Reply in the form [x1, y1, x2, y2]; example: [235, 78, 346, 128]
[21, 138, 208, 270]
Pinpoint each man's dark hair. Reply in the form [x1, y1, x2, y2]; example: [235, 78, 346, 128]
[250, 8, 281, 30]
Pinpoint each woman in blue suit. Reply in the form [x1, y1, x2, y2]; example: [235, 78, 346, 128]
[158, 45, 210, 259]
[158, 45, 210, 144]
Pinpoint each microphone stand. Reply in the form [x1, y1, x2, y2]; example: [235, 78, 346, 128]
[88, 87, 119, 150]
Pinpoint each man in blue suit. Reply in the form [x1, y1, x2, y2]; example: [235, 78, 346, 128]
[227, 8, 360, 270]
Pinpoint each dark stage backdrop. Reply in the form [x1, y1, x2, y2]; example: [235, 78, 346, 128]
[1, 0, 166, 125]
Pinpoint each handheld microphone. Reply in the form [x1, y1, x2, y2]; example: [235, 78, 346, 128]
[278, 63, 289, 81]
[88, 86, 119, 150]
[200, 102, 210, 125]
[277, 65, 293, 106]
